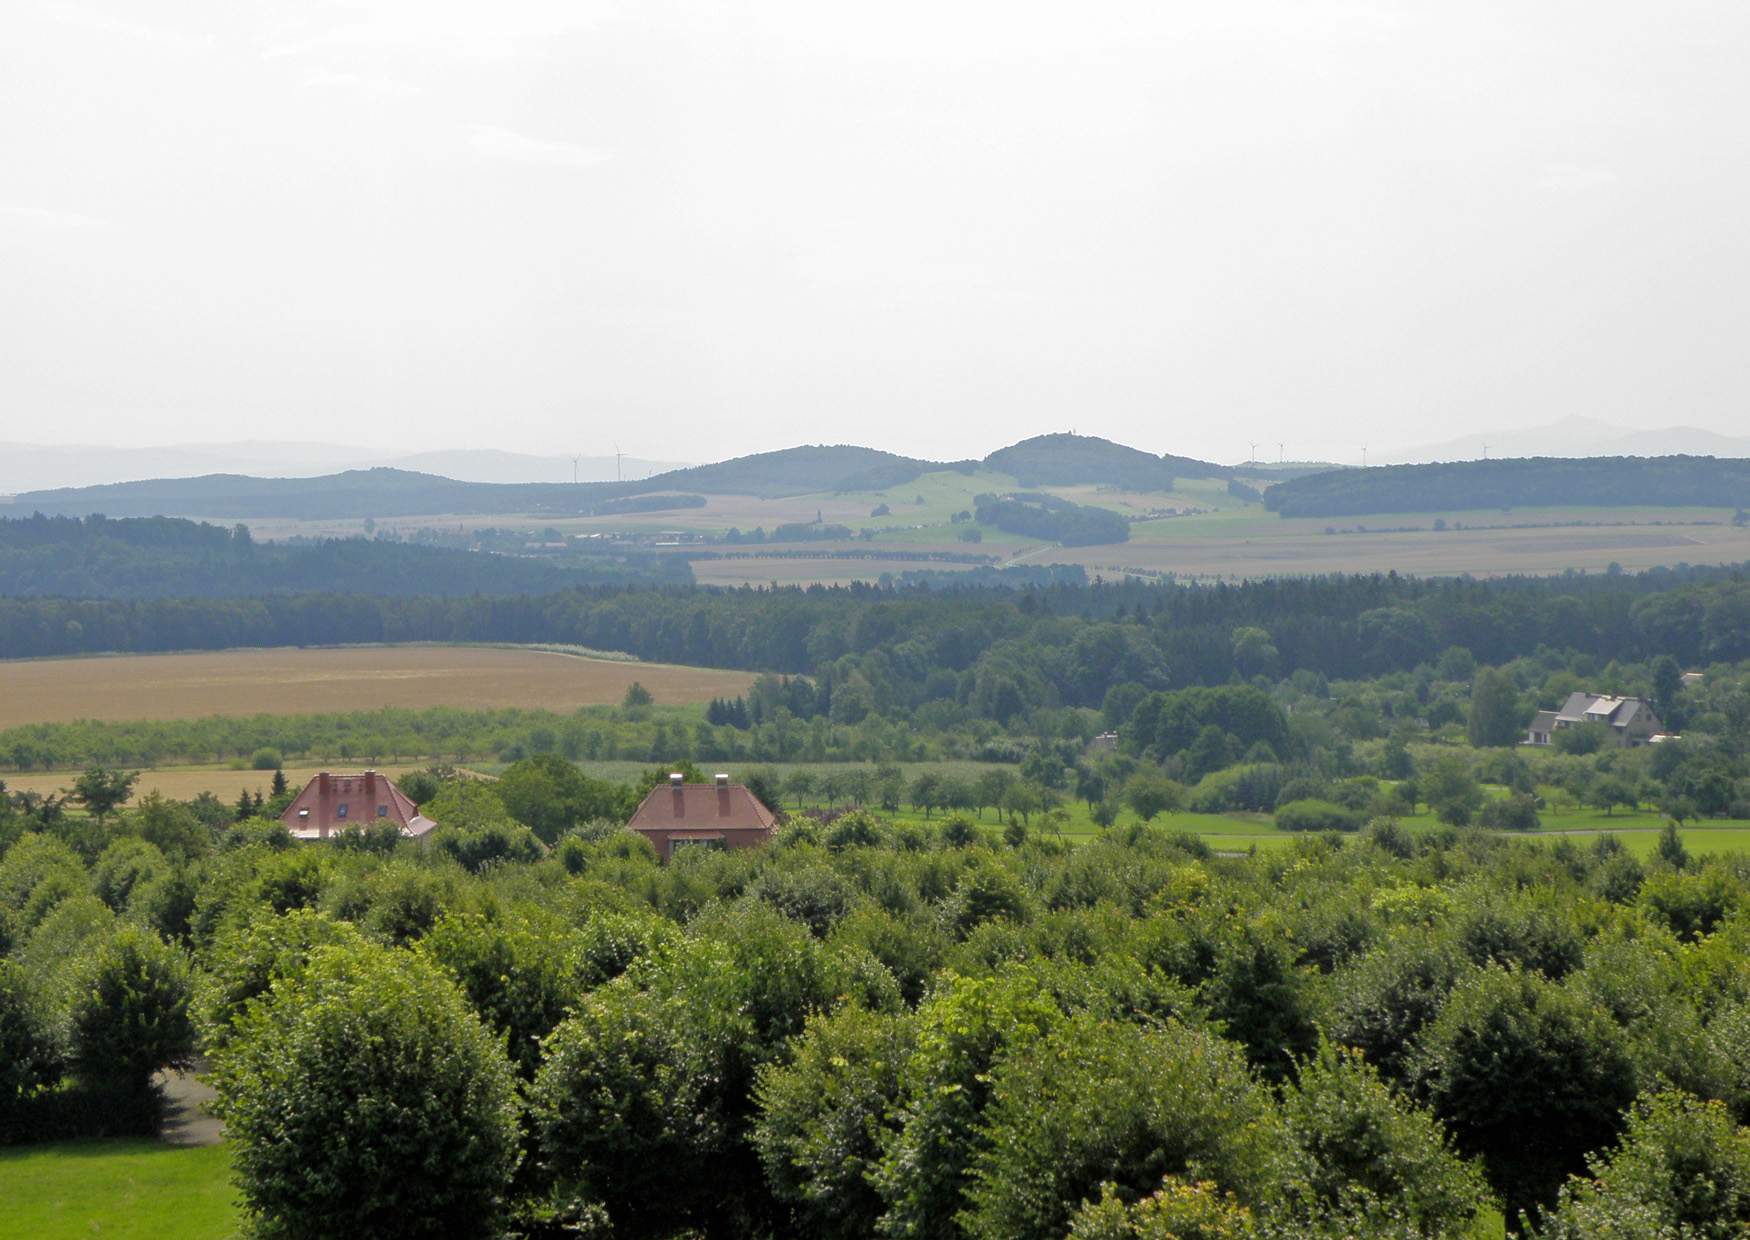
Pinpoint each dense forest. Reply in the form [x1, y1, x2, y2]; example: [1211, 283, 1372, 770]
[4, 562, 1748, 683]
[972, 492, 1132, 546]
[1265, 455, 1750, 517]
[0, 513, 683, 598]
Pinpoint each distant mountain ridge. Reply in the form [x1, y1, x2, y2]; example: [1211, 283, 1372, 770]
[1383, 417, 1750, 465]
[4, 435, 1230, 519]
[1265, 455, 1750, 518]
[0, 441, 684, 492]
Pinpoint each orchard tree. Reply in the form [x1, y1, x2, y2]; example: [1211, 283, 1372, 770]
[213, 941, 520, 1240]
[72, 766, 136, 822]
[68, 926, 195, 1126]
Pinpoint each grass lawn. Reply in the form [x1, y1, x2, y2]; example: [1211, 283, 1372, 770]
[0, 1139, 238, 1240]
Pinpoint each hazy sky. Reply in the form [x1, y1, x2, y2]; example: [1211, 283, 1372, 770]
[4, 1, 1747, 465]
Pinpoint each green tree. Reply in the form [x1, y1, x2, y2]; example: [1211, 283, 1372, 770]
[213, 941, 519, 1240]
[873, 973, 1063, 1237]
[1538, 1092, 1750, 1239]
[68, 926, 196, 1125]
[1423, 754, 1484, 826]
[1468, 667, 1526, 747]
[622, 681, 654, 709]
[418, 910, 576, 1079]
[71, 766, 136, 822]
[1123, 771, 1185, 823]
[754, 1005, 917, 1240]
[0, 959, 60, 1137]
[1282, 1042, 1491, 1233]
[960, 1014, 1292, 1240]
[1414, 965, 1637, 1218]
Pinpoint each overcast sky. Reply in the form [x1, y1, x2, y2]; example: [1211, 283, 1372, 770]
[3, 1, 1746, 466]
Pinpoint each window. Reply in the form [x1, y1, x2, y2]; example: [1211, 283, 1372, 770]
[377, 804, 388, 817]
[337, 803, 348, 819]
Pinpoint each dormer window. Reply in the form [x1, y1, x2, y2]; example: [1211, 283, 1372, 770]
[377, 805, 388, 817]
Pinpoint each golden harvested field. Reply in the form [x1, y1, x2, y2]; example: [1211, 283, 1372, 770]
[2, 764, 425, 807]
[0, 645, 756, 728]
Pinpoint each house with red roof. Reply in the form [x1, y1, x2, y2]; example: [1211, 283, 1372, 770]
[627, 772, 778, 861]
[280, 771, 437, 840]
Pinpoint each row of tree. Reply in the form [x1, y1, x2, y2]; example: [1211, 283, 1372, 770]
[11, 768, 1750, 1235]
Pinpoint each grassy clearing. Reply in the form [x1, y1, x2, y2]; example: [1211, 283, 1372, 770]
[0, 1139, 238, 1240]
[0, 644, 756, 728]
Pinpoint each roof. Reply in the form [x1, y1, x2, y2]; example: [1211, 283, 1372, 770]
[280, 771, 437, 840]
[627, 780, 778, 833]
[1548, 692, 1659, 730]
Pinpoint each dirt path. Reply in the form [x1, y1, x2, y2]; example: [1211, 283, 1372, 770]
[156, 1061, 224, 1147]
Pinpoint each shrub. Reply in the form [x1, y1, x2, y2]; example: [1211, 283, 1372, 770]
[1325, 931, 1465, 1085]
[1414, 965, 1637, 1218]
[1068, 1177, 1260, 1239]
[960, 1014, 1292, 1240]
[1479, 792, 1543, 831]
[874, 972, 1064, 1234]
[0, 959, 60, 1138]
[753, 1005, 916, 1239]
[67, 926, 196, 1127]
[530, 977, 737, 1236]
[1188, 764, 1284, 814]
[195, 908, 362, 1051]
[1282, 1042, 1491, 1233]
[432, 819, 544, 872]
[1537, 1091, 1750, 1238]
[1275, 799, 1361, 832]
[250, 748, 283, 771]
[419, 910, 577, 1079]
[213, 941, 520, 1240]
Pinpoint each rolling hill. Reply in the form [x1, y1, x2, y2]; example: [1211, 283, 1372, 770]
[983, 433, 1226, 490]
[0, 512, 684, 597]
[1264, 456, 1750, 518]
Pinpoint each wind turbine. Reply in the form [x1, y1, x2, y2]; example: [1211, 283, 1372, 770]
[569, 454, 582, 485]
[1362, 444, 1369, 468]
[1277, 442, 1285, 464]
[614, 444, 624, 483]
[1248, 441, 1259, 465]
[1482, 443, 1491, 461]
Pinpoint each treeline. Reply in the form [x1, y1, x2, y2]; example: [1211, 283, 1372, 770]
[0, 512, 682, 599]
[5, 566, 1750, 703]
[12, 772, 1750, 1235]
[1266, 455, 1750, 517]
[973, 492, 1131, 546]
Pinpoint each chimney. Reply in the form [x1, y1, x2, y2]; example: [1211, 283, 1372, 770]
[716, 773, 730, 816]
[671, 772, 685, 816]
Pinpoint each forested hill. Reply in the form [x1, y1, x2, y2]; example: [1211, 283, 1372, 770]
[7, 436, 1236, 520]
[1265, 455, 1750, 517]
[8, 448, 952, 517]
[0, 513, 682, 598]
[10, 468, 627, 520]
[982, 433, 1221, 490]
[639, 444, 953, 497]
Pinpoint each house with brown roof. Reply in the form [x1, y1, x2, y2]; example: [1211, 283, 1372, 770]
[627, 772, 778, 861]
[281, 771, 437, 840]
